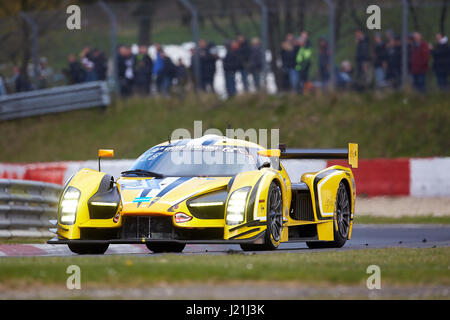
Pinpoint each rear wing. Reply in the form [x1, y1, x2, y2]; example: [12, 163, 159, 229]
[278, 143, 358, 168]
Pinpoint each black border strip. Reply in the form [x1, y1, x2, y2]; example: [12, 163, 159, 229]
[47, 230, 266, 245]
[229, 228, 261, 240]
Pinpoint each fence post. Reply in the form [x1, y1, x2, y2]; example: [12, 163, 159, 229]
[401, 0, 409, 90]
[323, 0, 336, 91]
[178, 0, 200, 92]
[19, 12, 40, 86]
[253, 0, 269, 92]
[98, 1, 119, 93]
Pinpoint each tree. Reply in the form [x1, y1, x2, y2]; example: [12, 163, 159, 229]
[439, 0, 447, 35]
[0, 0, 68, 74]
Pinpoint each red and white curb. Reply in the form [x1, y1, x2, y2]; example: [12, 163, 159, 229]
[1, 157, 450, 197]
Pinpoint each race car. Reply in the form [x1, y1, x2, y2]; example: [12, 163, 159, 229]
[48, 135, 358, 254]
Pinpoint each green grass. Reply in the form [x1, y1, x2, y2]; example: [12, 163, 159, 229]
[1, 92, 449, 162]
[0, 248, 448, 288]
[355, 215, 450, 225]
[0, 238, 50, 244]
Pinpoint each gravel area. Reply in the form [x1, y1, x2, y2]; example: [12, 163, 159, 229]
[356, 197, 450, 217]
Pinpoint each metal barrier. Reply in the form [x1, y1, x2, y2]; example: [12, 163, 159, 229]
[0, 81, 111, 121]
[0, 179, 61, 238]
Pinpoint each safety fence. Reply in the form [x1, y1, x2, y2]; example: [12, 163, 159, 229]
[0, 81, 110, 121]
[0, 179, 61, 238]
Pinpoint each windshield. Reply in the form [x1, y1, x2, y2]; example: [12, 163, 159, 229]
[125, 145, 267, 177]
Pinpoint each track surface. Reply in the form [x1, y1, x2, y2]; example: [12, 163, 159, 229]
[0, 224, 449, 257]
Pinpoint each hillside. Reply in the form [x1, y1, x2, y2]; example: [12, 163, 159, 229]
[1, 92, 449, 163]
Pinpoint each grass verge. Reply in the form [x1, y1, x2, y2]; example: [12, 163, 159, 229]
[1, 92, 449, 162]
[0, 247, 448, 288]
[354, 215, 450, 225]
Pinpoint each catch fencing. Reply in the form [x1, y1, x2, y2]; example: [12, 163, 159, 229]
[0, 179, 61, 238]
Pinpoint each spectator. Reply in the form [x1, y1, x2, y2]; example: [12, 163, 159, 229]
[386, 35, 402, 89]
[80, 47, 98, 82]
[236, 35, 250, 92]
[159, 51, 176, 96]
[153, 44, 165, 93]
[0, 73, 6, 96]
[285, 33, 295, 46]
[38, 57, 53, 89]
[134, 45, 153, 95]
[91, 48, 107, 81]
[430, 33, 450, 90]
[410, 32, 430, 93]
[373, 33, 388, 88]
[280, 40, 298, 92]
[117, 45, 135, 96]
[355, 30, 371, 89]
[66, 53, 85, 84]
[300, 31, 310, 48]
[295, 37, 312, 93]
[318, 37, 330, 88]
[82, 59, 97, 82]
[385, 30, 395, 44]
[13, 66, 31, 92]
[198, 39, 217, 93]
[248, 37, 263, 91]
[223, 40, 242, 98]
[175, 58, 189, 99]
[336, 60, 353, 89]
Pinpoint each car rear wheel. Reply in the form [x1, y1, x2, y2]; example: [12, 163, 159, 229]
[241, 181, 283, 251]
[146, 242, 186, 253]
[68, 243, 109, 255]
[306, 181, 351, 249]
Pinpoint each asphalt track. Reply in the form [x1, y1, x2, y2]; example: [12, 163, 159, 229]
[0, 224, 449, 257]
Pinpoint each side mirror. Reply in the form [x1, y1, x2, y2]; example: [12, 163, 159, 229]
[98, 149, 114, 171]
[258, 162, 271, 170]
[98, 149, 114, 158]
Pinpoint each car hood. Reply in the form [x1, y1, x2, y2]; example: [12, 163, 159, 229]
[116, 176, 231, 215]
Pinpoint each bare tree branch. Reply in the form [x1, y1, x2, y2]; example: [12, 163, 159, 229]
[207, 14, 231, 39]
[240, 1, 260, 35]
[439, 0, 448, 35]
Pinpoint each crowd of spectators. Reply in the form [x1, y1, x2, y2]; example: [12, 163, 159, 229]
[279, 29, 449, 94]
[0, 30, 448, 98]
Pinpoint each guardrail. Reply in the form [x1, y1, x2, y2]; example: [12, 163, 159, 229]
[0, 179, 61, 238]
[0, 81, 111, 121]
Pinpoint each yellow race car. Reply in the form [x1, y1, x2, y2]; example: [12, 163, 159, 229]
[48, 135, 358, 254]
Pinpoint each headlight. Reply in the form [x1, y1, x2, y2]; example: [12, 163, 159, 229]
[187, 190, 228, 219]
[226, 187, 251, 225]
[59, 186, 80, 225]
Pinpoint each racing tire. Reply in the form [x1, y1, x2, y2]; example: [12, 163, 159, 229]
[306, 181, 351, 249]
[241, 181, 283, 251]
[68, 243, 109, 255]
[146, 242, 186, 253]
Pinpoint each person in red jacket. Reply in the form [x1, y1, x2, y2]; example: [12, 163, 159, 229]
[410, 32, 430, 93]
